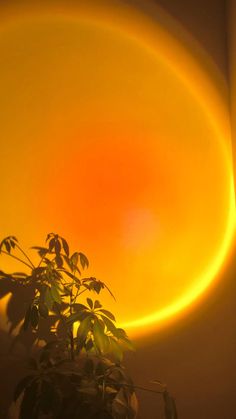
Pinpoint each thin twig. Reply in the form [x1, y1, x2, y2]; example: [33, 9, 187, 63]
[106, 381, 163, 395]
[77, 288, 89, 297]
[0, 250, 33, 270]
[15, 243, 35, 269]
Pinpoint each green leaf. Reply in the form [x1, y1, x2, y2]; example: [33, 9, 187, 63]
[55, 254, 63, 268]
[23, 305, 32, 331]
[66, 311, 88, 325]
[60, 269, 79, 282]
[163, 391, 178, 419]
[54, 240, 61, 255]
[32, 267, 45, 277]
[130, 391, 139, 416]
[119, 337, 135, 352]
[50, 285, 61, 304]
[94, 300, 102, 309]
[73, 303, 88, 312]
[104, 386, 117, 395]
[115, 328, 128, 339]
[79, 252, 89, 269]
[77, 315, 92, 342]
[30, 305, 39, 329]
[86, 298, 93, 309]
[5, 241, 11, 253]
[92, 281, 102, 294]
[44, 287, 54, 311]
[93, 319, 107, 353]
[52, 269, 62, 280]
[31, 246, 48, 257]
[85, 338, 94, 352]
[11, 236, 18, 242]
[87, 278, 102, 294]
[14, 375, 34, 402]
[49, 238, 55, 252]
[19, 381, 39, 419]
[75, 266, 82, 275]
[39, 303, 48, 319]
[83, 283, 91, 291]
[108, 337, 123, 362]
[46, 233, 54, 242]
[62, 286, 71, 296]
[99, 309, 116, 322]
[112, 388, 128, 417]
[61, 238, 69, 256]
[12, 271, 27, 277]
[78, 385, 97, 396]
[62, 255, 72, 270]
[71, 252, 79, 267]
[100, 315, 117, 336]
[0, 236, 18, 254]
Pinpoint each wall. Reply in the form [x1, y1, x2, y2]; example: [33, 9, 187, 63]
[0, 1, 235, 418]
[126, 1, 236, 418]
[228, 0, 236, 181]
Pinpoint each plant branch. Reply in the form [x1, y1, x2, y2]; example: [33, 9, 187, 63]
[131, 384, 163, 395]
[77, 288, 89, 298]
[37, 251, 48, 268]
[15, 244, 35, 269]
[106, 381, 163, 395]
[73, 288, 80, 303]
[69, 288, 75, 361]
[0, 250, 33, 270]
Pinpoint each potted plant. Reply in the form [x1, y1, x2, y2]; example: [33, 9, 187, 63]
[0, 233, 177, 419]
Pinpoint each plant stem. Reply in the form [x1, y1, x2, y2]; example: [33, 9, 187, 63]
[132, 384, 163, 395]
[69, 288, 75, 361]
[37, 251, 48, 268]
[77, 288, 88, 297]
[108, 382, 163, 395]
[73, 288, 80, 302]
[15, 243, 35, 269]
[70, 330, 75, 361]
[0, 250, 33, 270]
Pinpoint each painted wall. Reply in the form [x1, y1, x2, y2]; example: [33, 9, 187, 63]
[0, 1, 235, 418]
[127, 1, 236, 419]
[228, 0, 236, 181]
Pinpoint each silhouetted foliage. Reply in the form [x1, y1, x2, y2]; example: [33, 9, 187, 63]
[0, 234, 137, 419]
[0, 233, 177, 419]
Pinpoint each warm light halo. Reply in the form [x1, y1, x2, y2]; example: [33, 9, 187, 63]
[0, 0, 235, 338]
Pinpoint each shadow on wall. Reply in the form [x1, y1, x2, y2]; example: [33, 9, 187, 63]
[0, 277, 73, 417]
[0, 331, 26, 418]
[153, 0, 228, 75]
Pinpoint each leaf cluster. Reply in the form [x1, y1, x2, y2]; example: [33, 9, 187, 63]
[0, 233, 133, 361]
[0, 233, 177, 419]
[14, 346, 137, 419]
[0, 234, 137, 419]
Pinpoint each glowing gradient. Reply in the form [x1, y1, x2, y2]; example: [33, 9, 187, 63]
[0, 0, 235, 336]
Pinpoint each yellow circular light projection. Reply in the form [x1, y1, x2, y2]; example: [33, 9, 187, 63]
[0, 0, 235, 337]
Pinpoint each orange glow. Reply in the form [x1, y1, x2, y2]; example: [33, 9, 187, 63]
[0, 0, 235, 337]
